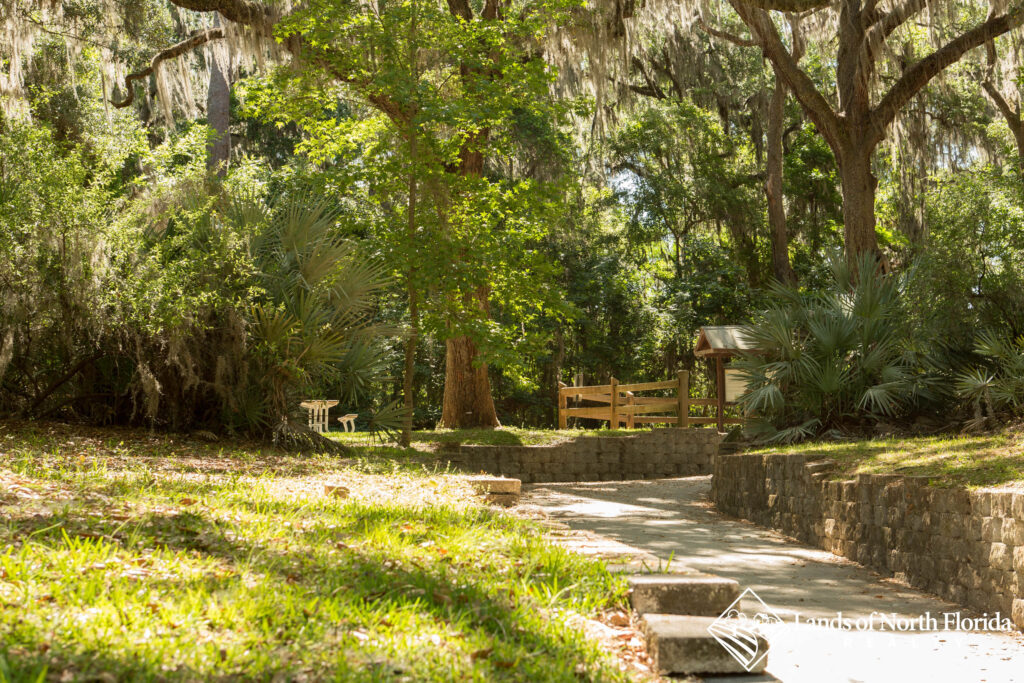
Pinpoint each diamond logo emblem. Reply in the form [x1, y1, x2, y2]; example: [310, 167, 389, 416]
[707, 587, 783, 672]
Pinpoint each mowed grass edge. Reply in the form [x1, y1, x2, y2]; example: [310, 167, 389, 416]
[748, 432, 1024, 488]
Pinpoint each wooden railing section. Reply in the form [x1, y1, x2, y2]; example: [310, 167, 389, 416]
[557, 371, 744, 430]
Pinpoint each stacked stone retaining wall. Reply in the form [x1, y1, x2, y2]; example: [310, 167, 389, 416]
[440, 428, 721, 483]
[711, 453, 1024, 630]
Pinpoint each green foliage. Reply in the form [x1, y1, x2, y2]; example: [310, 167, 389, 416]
[909, 168, 1024, 343]
[228, 191, 393, 438]
[956, 331, 1024, 426]
[0, 120, 117, 416]
[107, 156, 396, 438]
[736, 255, 927, 442]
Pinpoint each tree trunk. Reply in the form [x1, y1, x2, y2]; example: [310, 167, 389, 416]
[766, 75, 797, 285]
[401, 291, 418, 445]
[206, 14, 231, 176]
[838, 141, 881, 265]
[401, 134, 419, 447]
[438, 129, 500, 429]
[441, 331, 500, 428]
[1012, 126, 1024, 171]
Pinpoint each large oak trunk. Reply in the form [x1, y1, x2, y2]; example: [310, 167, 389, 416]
[441, 331, 500, 428]
[838, 143, 881, 265]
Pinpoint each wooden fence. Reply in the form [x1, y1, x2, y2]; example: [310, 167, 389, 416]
[557, 371, 744, 431]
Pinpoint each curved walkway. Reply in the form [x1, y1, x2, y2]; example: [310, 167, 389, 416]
[523, 476, 1024, 683]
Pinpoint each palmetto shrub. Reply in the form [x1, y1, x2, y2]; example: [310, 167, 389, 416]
[735, 255, 929, 443]
[956, 332, 1024, 430]
[226, 191, 396, 443]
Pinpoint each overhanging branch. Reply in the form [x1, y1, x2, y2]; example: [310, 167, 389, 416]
[736, 0, 832, 10]
[697, 17, 760, 48]
[870, 5, 1024, 146]
[729, 0, 842, 150]
[167, 0, 276, 33]
[111, 27, 224, 108]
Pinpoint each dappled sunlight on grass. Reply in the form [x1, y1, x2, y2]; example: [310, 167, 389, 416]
[750, 433, 1024, 488]
[0, 421, 630, 681]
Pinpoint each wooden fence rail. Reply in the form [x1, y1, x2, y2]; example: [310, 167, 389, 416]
[557, 371, 744, 431]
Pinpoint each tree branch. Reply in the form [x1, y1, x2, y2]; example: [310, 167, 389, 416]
[983, 79, 1021, 128]
[736, 0, 833, 10]
[697, 17, 760, 48]
[871, 5, 1024, 146]
[167, 0, 276, 33]
[729, 0, 842, 150]
[111, 27, 224, 108]
[863, 0, 928, 45]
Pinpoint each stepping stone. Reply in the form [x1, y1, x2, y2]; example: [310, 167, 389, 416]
[642, 614, 768, 675]
[469, 477, 521, 494]
[469, 477, 521, 506]
[629, 574, 740, 616]
[484, 492, 519, 507]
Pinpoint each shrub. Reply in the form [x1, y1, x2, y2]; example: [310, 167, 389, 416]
[956, 332, 1024, 430]
[735, 255, 932, 443]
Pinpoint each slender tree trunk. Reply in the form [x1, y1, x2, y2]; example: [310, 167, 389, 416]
[401, 139, 419, 447]
[837, 141, 881, 263]
[401, 10, 420, 447]
[206, 14, 230, 176]
[766, 74, 797, 285]
[402, 291, 419, 444]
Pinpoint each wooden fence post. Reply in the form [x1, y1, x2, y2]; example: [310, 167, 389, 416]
[716, 358, 726, 432]
[677, 370, 690, 429]
[557, 381, 567, 430]
[609, 377, 619, 430]
[625, 391, 635, 429]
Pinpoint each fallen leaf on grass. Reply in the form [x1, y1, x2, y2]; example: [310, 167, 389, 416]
[470, 648, 492, 661]
[606, 610, 630, 627]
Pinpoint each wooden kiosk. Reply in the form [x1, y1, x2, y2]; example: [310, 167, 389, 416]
[694, 325, 753, 431]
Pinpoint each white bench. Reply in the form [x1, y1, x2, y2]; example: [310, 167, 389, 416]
[337, 413, 358, 432]
[299, 400, 339, 433]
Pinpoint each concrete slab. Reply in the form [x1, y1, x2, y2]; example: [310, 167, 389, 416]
[642, 613, 768, 675]
[629, 574, 740, 616]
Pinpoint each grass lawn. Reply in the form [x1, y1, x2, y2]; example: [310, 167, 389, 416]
[749, 431, 1024, 488]
[0, 421, 634, 682]
[330, 427, 645, 450]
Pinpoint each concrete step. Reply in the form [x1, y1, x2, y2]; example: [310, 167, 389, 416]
[469, 477, 521, 506]
[468, 476, 521, 494]
[628, 574, 740, 616]
[642, 614, 769, 675]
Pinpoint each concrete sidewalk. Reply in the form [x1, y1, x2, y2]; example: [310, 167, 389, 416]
[523, 476, 1024, 683]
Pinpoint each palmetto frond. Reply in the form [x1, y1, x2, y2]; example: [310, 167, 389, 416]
[229, 192, 390, 435]
[739, 251, 917, 442]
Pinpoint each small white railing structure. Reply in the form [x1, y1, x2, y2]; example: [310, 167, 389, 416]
[300, 400, 338, 433]
[337, 413, 358, 432]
